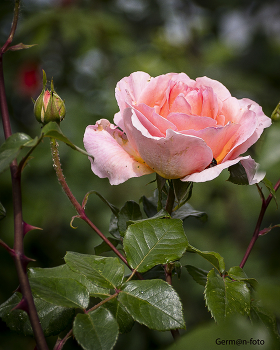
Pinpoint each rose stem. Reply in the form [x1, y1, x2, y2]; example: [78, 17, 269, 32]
[0, 2, 49, 349]
[164, 181, 180, 340]
[239, 179, 280, 269]
[50, 138, 130, 267]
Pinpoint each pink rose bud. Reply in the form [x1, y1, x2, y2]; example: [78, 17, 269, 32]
[34, 70, 66, 125]
[84, 72, 272, 185]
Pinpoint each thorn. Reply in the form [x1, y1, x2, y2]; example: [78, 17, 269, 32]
[0, 239, 14, 255]
[23, 221, 43, 236]
[21, 254, 36, 271]
[12, 297, 29, 314]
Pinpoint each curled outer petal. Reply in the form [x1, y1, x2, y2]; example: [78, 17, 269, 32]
[83, 119, 153, 185]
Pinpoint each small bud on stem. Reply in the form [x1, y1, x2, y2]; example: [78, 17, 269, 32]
[34, 70, 66, 125]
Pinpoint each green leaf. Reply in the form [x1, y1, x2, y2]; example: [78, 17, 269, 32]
[0, 292, 75, 337]
[109, 214, 121, 239]
[140, 195, 157, 218]
[29, 274, 89, 309]
[29, 265, 110, 299]
[118, 280, 185, 330]
[117, 201, 142, 236]
[127, 209, 171, 225]
[172, 202, 207, 222]
[173, 179, 193, 203]
[250, 298, 280, 340]
[0, 133, 33, 173]
[187, 245, 225, 273]
[73, 307, 119, 350]
[185, 265, 208, 286]
[204, 269, 251, 323]
[227, 162, 249, 185]
[0, 201, 6, 220]
[123, 218, 188, 273]
[104, 298, 134, 333]
[41, 122, 92, 157]
[95, 238, 120, 255]
[65, 252, 124, 289]
[141, 189, 168, 218]
[228, 266, 258, 289]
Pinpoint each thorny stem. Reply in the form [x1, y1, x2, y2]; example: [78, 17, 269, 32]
[50, 138, 130, 267]
[239, 179, 280, 269]
[0, 2, 49, 350]
[0, 0, 20, 55]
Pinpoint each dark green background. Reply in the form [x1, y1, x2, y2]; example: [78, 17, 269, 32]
[1, 0, 280, 349]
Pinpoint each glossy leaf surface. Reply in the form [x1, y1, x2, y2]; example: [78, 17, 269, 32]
[73, 307, 119, 350]
[204, 269, 251, 323]
[65, 252, 124, 289]
[118, 280, 185, 330]
[123, 218, 188, 273]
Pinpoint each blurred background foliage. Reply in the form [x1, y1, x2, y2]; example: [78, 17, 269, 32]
[1, 0, 280, 349]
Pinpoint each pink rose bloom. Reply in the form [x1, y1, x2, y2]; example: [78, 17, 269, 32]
[83, 72, 271, 185]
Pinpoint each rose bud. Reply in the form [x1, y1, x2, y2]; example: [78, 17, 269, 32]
[34, 71, 66, 125]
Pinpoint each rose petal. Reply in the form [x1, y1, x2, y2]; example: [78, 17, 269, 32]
[240, 157, 265, 184]
[115, 71, 151, 113]
[181, 156, 249, 182]
[166, 112, 217, 131]
[184, 89, 203, 116]
[132, 104, 177, 135]
[123, 108, 213, 179]
[169, 94, 192, 115]
[222, 109, 257, 162]
[195, 76, 231, 101]
[181, 122, 240, 159]
[201, 87, 219, 119]
[137, 73, 174, 111]
[83, 119, 153, 185]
